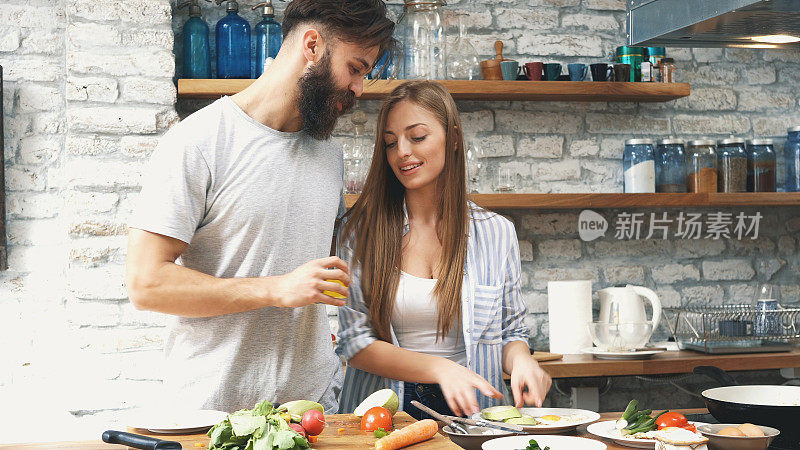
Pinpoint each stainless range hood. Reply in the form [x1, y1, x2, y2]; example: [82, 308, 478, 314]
[628, 0, 800, 48]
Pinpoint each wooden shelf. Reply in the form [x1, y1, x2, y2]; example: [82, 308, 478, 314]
[344, 193, 800, 209]
[177, 79, 690, 102]
[535, 349, 800, 379]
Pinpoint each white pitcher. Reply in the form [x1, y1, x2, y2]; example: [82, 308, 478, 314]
[597, 285, 661, 330]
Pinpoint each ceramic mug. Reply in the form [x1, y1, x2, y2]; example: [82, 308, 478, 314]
[568, 63, 588, 81]
[523, 62, 543, 81]
[500, 60, 520, 81]
[613, 63, 631, 82]
[590, 63, 612, 82]
[543, 63, 561, 81]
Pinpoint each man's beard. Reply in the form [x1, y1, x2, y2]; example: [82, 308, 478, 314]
[297, 53, 356, 140]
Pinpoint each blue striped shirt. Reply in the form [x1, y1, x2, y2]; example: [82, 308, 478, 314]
[335, 202, 529, 413]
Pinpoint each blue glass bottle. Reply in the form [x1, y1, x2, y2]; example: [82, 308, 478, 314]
[252, 1, 282, 78]
[786, 126, 800, 192]
[623, 138, 656, 193]
[655, 138, 687, 192]
[179, 0, 211, 79]
[215, 0, 251, 79]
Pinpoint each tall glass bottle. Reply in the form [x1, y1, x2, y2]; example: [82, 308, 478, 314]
[447, 14, 480, 80]
[395, 1, 447, 79]
[343, 106, 372, 194]
[215, 0, 251, 79]
[178, 0, 211, 79]
[252, 1, 282, 78]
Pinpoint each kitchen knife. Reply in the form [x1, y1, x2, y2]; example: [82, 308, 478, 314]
[409, 401, 523, 433]
[409, 401, 469, 434]
[102, 430, 182, 450]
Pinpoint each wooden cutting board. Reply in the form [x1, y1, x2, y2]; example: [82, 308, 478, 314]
[122, 411, 458, 450]
[532, 351, 563, 362]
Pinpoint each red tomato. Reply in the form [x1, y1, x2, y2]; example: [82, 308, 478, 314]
[361, 406, 393, 432]
[289, 423, 307, 438]
[301, 410, 326, 436]
[682, 424, 697, 433]
[656, 412, 689, 430]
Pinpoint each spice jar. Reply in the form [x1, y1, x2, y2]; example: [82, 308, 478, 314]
[786, 126, 800, 192]
[623, 138, 655, 193]
[659, 58, 675, 83]
[655, 138, 687, 192]
[747, 139, 776, 192]
[717, 137, 747, 193]
[686, 139, 718, 193]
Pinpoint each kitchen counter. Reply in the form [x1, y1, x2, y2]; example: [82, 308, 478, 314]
[536, 348, 800, 378]
[2, 409, 713, 449]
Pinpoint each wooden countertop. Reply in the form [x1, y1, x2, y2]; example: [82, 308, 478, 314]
[536, 349, 800, 378]
[3, 409, 711, 450]
[2, 411, 457, 450]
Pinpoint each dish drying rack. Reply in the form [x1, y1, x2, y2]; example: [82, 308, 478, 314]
[663, 305, 800, 354]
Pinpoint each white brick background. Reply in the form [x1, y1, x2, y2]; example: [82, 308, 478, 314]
[0, 0, 798, 431]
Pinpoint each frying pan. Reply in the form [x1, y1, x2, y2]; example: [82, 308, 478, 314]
[694, 366, 800, 448]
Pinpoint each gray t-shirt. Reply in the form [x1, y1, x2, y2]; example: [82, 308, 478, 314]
[130, 96, 344, 413]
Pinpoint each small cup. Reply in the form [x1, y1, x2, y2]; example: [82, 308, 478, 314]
[590, 63, 612, 81]
[543, 63, 562, 81]
[523, 62, 543, 81]
[500, 60, 520, 81]
[613, 63, 631, 82]
[480, 59, 503, 80]
[494, 167, 515, 192]
[567, 63, 588, 81]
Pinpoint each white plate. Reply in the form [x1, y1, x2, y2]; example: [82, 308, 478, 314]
[586, 420, 707, 449]
[482, 435, 607, 450]
[126, 409, 229, 434]
[581, 347, 665, 360]
[472, 407, 601, 434]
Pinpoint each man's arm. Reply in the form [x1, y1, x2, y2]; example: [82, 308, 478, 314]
[125, 228, 351, 317]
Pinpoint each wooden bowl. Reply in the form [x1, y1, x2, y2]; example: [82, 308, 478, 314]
[480, 59, 503, 80]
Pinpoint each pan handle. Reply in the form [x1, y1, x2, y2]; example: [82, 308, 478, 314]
[693, 366, 740, 387]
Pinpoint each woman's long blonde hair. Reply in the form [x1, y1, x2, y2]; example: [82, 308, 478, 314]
[341, 80, 469, 343]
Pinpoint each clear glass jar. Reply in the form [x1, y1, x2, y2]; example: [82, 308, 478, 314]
[786, 126, 800, 192]
[446, 13, 480, 80]
[659, 57, 675, 83]
[686, 139, 718, 193]
[623, 138, 655, 193]
[717, 137, 747, 193]
[343, 108, 372, 194]
[465, 136, 485, 193]
[747, 139, 776, 192]
[655, 138, 687, 192]
[395, 1, 447, 80]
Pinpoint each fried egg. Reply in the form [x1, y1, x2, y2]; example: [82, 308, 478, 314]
[535, 414, 585, 425]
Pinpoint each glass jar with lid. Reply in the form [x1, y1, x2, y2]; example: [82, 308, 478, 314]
[623, 138, 655, 193]
[655, 138, 687, 192]
[746, 138, 776, 192]
[786, 126, 800, 192]
[717, 136, 747, 193]
[395, 0, 447, 80]
[686, 139, 718, 193]
[343, 107, 372, 194]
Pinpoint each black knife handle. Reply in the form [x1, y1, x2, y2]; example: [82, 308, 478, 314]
[102, 430, 182, 450]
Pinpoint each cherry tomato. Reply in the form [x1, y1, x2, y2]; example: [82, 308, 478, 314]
[361, 406, 393, 432]
[289, 423, 307, 438]
[301, 410, 326, 436]
[682, 424, 697, 433]
[656, 412, 689, 430]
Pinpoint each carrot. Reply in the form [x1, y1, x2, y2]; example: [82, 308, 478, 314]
[374, 419, 438, 450]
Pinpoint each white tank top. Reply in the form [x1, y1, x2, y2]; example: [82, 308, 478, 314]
[391, 271, 467, 365]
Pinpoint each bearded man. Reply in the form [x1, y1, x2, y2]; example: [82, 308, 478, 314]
[125, 0, 396, 412]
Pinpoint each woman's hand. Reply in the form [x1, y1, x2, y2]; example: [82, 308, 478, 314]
[509, 354, 552, 408]
[433, 359, 503, 417]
